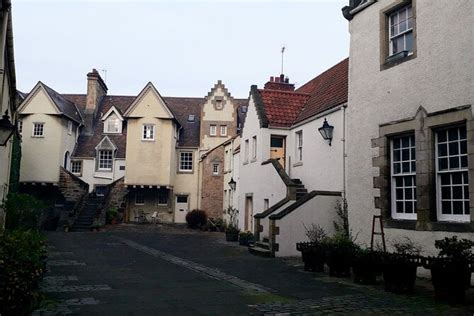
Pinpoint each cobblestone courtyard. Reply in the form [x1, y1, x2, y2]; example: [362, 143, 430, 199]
[34, 224, 474, 315]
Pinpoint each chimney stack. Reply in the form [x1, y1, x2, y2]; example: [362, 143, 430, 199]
[263, 74, 295, 91]
[84, 69, 108, 135]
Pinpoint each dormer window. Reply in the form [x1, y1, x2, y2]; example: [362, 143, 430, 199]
[102, 107, 124, 134]
[104, 114, 121, 133]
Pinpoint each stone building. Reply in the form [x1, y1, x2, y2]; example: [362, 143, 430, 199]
[343, 0, 474, 254]
[18, 70, 246, 226]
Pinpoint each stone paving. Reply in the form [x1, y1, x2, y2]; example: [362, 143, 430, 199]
[32, 224, 474, 315]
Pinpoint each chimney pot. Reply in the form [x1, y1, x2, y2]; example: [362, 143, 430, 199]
[285, 77, 289, 84]
[275, 77, 280, 83]
[270, 76, 274, 82]
[280, 74, 285, 82]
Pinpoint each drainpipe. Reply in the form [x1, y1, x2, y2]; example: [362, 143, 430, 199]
[342, 104, 347, 199]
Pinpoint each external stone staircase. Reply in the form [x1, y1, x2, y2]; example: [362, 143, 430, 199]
[71, 195, 104, 232]
[249, 177, 309, 257]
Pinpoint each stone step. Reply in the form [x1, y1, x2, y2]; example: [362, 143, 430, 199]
[292, 178, 302, 184]
[254, 241, 271, 250]
[248, 245, 272, 258]
[262, 237, 270, 243]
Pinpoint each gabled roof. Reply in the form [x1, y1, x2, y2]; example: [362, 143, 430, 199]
[19, 82, 84, 124]
[251, 85, 310, 128]
[101, 106, 124, 121]
[123, 82, 177, 122]
[295, 58, 349, 123]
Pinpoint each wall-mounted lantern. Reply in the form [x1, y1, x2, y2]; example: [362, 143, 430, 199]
[318, 118, 334, 146]
[228, 177, 236, 191]
[0, 110, 14, 146]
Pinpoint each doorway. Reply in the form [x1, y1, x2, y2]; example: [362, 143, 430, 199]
[245, 195, 253, 231]
[175, 195, 189, 223]
[270, 135, 286, 168]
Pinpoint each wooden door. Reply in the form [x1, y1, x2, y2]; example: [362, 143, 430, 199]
[270, 136, 286, 168]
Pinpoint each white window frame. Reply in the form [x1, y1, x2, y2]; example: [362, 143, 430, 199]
[252, 136, 257, 160]
[210, 125, 217, 136]
[220, 125, 228, 137]
[142, 124, 155, 141]
[32, 122, 44, 137]
[71, 160, 82, 174]
[179, 151, 193, 172]
[157, 193, 168, 206]
[388, 4, 414, 56]
[135, 194, 145, 205]
[435, 126, 470, 222]
[212, 163, 219, 175]
[18, 119, 22, 135]
[105, 115, 121, 134]
[67, 121, 73, 135]
[390, 134, 417, 220]
[296, 131, 303, 162]
[98, 149, 113, 171]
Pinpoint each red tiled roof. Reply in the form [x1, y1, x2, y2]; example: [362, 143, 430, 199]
[295, 58, 348, 123]
[258, 89, 310, 128]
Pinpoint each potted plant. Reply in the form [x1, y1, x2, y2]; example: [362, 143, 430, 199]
[325, 231, 358, 277]
[352, 247, 383, 285]
[106, 207, 119, 225]
[382, 237, 423, 294]
[425, 236, 473, 304]
[239, 231, 254, 246]
[63, 222, 70, 232]
[297, 223, 328, 272]
[225, 207, 239, 242]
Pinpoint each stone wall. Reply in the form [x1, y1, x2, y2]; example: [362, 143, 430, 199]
[107, 177, 128, 211]
[201, 146, 225, 219]
[58, 167, 89, 202]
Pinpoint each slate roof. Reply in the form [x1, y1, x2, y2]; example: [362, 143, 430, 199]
[41, 83, 84, 124]
[295, 58, 349, 123]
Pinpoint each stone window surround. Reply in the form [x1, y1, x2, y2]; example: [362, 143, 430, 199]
[372, 105, 474, 232]
[380, 0, 417, 71]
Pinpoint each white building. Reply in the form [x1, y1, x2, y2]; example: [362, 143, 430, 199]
[239, 61, 349, 257]
[343, 0, 474, 255]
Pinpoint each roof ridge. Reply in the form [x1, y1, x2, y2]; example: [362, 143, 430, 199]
[258, 88, 311, 96]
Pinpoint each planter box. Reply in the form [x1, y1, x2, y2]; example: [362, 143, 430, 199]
[353, 252, 382, 285]
[428, 258, 472, 304]
[297, 242, 325, 272]
[382, 254, 423, 294]
[225, 231, 239, 242]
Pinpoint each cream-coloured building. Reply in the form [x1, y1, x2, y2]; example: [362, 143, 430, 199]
[0, 0, 17, 231]
[18, 69, 246, 227]
[343, 0, 474, 255]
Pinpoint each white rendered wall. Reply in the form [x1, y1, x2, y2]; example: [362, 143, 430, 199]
[275, 195, 340, 257]
[347, 0, 474, 251]
[289, 109, 344, 192]
[238, 95, 288, 231]
[79, 159, 126, 192]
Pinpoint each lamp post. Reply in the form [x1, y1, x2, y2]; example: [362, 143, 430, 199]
[0, 110, 14, 146]
[318, 118, 334, 146]
[228, 177, 236, 191]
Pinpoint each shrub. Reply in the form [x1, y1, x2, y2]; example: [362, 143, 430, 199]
[303, 223, 328, 244]
[106, 207, 119, 224]
[435, 236, 473, 260]
[0, 230, 47, 315]
[4, 193, 45, 230]
[225, 206, 239, 233]
[391, 237, 422, 256]
[185, 209, 207, 229]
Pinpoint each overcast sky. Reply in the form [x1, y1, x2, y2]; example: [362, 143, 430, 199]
[13, 0, 349, 98]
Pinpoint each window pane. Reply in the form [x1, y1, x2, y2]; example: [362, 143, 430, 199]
[453, 186, 463, 199]
[438, 130, 447, 143]
[393, 138, 401, 149]
[442, 187, 451, 200]
[404, 176, 413, 186]
[464, 202, 470, 215]
[449, 157, 459, 169]
[405, 188, 412, 199]
[402, 162, 410, 173]
[411, 162, 416, 172]
[460, 141, 467, 154]
[401, 137, 409, 147]
[448, 128, 458, 141]
[396, 202, 404, 213]
[452, 201, 463, 215]
[399, 20, 407, 33]
[402, 149, 409, 160]
[440, 173, 450, 185]
[459, 126, 466, 139]
[405, 201, 413, 213]
[438, 144, 447, 157]
[395, 177, 403, 187]
[442, 201, 451, 214]
[405, 32, 413, 52]
[461, 156, 468, 168]
[396, 188, 403, 200]
[439, 158, 448, 170]
[394, 150, 400, 162]
[452, 173, 462, 184]
[449, 142, 459, 155]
